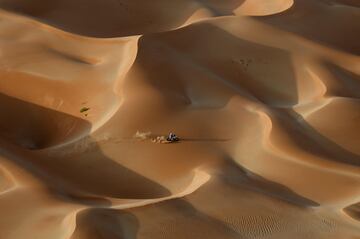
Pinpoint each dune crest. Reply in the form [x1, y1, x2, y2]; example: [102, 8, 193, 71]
[234, 0, 294, 16]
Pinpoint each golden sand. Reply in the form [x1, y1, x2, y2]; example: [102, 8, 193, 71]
[0, 0, 359, 238]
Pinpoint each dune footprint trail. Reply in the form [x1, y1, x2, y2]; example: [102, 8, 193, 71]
[0, 0, 360, 238]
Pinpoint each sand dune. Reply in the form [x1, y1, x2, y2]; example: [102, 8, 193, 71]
[0, 0, 359, 238]
[234, 0, 294, 16]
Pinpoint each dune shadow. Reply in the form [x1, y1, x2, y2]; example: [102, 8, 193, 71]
[344, 202, 360, 222]
[70, 208, 139, 239]
[273, 108, 360, 167]
[0, 93, 170, 203]
[221, 159, 320, 207]
[0, 93, 88, 150]
[324, 62, 360, 99]
[0, 0, 244, 37]
[253, 0, 360, 54]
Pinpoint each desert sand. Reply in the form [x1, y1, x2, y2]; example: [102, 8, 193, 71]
[0, 0, 359, 238]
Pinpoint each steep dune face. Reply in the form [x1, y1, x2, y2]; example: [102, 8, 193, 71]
[0, 93, 90, 149]
[0, 0, 360, 238]
[345, 203, 360, 222]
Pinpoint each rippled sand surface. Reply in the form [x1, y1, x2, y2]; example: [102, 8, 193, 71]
[0, 0, 359, 238]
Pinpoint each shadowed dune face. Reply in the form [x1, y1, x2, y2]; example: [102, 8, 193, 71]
[0, 0, 295, 37]
[0, 93, 90, 149]
[219, 161, 319, 207]
[36, 142, 172, 199]
[0, 0, 360, 238]
[345, 203, 360, 222]
[70, 208, 139, 239]
[0, 0, 243, 37]
[255, 0, 360, 54]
